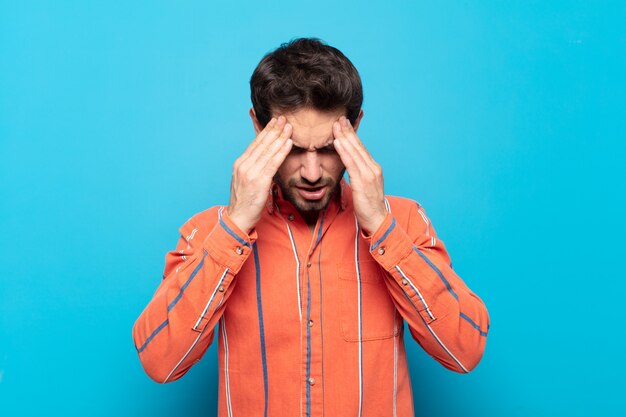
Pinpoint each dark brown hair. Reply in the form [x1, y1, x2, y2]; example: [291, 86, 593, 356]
[250, 37, 363, 127]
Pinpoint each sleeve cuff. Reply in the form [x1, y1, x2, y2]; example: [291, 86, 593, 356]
[365, 212, 413, 271]
[202, 208, 257, 274]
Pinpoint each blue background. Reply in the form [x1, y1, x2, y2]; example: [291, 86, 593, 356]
[1, 1, 625, 416]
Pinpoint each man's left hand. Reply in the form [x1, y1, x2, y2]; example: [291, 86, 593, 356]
[333, 116, 387, 235]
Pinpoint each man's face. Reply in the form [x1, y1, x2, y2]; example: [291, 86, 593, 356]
[268, 108, 349, 215]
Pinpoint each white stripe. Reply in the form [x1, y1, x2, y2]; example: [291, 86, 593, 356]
[193, 268, 229, 330]
[186, 228, 198, 242]
[354, 216, 363, 417]
[393, 311, 398, 417]
[431, 236, 436, 248]
[384, 197, 391, 213]
[394, 266, 469, 373]
[222, 316, 233, 417]
[395, 265, 435, 321]
[285, 223, 303, 321]
[163, 321, 207, 383]
[417, 207, 430, 235]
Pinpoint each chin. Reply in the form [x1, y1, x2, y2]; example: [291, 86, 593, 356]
[294, 198, 330, 213]
[289, 188, 335, 213]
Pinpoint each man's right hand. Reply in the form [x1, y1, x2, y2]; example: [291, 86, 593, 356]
[226, 116, 293, 233]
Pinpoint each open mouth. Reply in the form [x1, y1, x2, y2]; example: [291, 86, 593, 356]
[296, 186, 327, 200]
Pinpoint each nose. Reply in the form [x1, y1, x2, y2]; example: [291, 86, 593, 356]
[300, 151, 322, 184]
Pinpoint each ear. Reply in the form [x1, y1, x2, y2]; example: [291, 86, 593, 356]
[352, 109, 364, 132]
[249, 107, 263, 135]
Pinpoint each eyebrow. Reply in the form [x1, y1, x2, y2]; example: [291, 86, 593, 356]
[291, 141, 336, 151]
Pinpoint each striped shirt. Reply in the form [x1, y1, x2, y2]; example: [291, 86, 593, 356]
[133, 179, 490, 416]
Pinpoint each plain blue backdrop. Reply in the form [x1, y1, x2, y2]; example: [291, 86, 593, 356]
[1, 1, 625, 416]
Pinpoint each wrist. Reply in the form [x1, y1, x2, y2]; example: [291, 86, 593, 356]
[361, 211, 387, 236]
[226, 208, 254, 235]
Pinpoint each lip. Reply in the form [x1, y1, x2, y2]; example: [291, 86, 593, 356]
[296, 186, 327, 200]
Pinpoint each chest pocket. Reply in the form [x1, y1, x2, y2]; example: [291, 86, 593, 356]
[337, 260, 399, 342]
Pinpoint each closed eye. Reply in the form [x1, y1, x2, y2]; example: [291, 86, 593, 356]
[288, 144, 337, 155]
[288, 146, 307, 156]
[317, 145, 337, 155]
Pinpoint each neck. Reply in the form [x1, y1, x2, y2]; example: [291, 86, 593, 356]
[301, 211, 319, 231]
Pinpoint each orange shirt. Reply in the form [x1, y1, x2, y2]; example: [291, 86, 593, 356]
[132, 180, 489, 416]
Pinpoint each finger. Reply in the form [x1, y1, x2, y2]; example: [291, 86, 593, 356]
[248, 120, 291, 165]
[239, 116, 286, 162]
[248, 116, 291, 163]
[239, 117, 277, 158]
[263, 138, 293, 176]
[339, 116, 376, 164]
[233, 135, 289, 191]
[333, 121, 370, 176]
[334, 138, 369, 183]
[255, 122, 292, 169]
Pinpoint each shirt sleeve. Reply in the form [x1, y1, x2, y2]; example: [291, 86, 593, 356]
[132, 206, 256, 383]
[366, 199, 490, 373]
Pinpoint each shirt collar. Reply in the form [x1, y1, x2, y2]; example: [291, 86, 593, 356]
[266, 178, 350, 215]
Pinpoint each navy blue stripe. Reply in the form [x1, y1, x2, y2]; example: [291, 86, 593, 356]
[138, 251, 207, 353]
[306, 276, 312, 417]
[137, 319, 168, 353]
[460, 312, 488, 337]
[412, 246, 458, 301]
[371, 217, 396, 251]
[168, 252, 207, 312]
[219, 216, 251, 247]
[314, 206, 327, 248]
[253, 243, 269, 417]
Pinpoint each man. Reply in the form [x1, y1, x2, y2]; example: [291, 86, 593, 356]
[133, 37, 489, 416]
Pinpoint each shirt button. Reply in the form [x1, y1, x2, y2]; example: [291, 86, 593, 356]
[288, 214, 295, 221]
[378, 247, 385, 255]
[308, 320, 314, 327]
[401, 279, 408, 286]
[308, 377, 315, 386]
[235, 246, 244, 255]
[218, 286, 225, 292]
[306, 262, 312, 268]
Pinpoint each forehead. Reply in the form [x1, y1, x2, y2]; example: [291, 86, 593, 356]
[277, 108, 345, 149]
